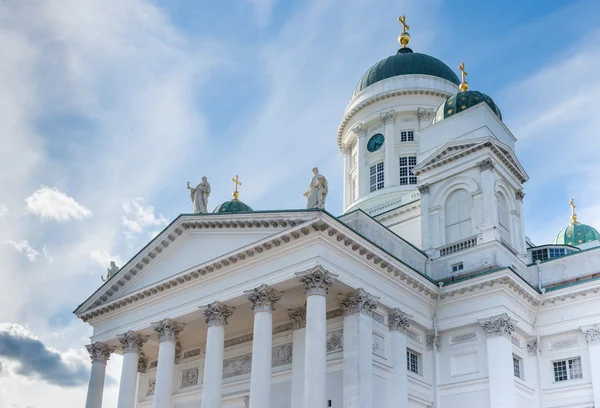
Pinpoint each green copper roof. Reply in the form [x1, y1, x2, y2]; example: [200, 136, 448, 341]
[433, 90, 502, 124]
[352, 48, 460, 98]
[553, 222, 600, 246]
[213, 199, 253, 214]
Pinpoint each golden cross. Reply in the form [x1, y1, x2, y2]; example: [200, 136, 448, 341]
[398, 15, 410, 32]
[231, 175, 242, 200]
[570, 198, 578, 224]
[458, 62, 469, 91]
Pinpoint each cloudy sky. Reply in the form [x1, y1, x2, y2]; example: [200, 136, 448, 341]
[1, 0, 600, 406]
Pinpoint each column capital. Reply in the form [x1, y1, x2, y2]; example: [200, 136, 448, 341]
[478, 158, 495, 172]
[245, 284, 281, 312]
[478, 313, 516, 339]
[339, 288, 379, 316]
[152, 318, 185, 342]
[388, 308, 412, 333]
[351, 123, 367, 136]
[288, 307, 307, 329]
[201, 301, 234, 326]
[118, 330, 149, 353]
[296, 265, 338, 296]
[138, 352, 148, 373]
[426, 334, 440, 351]
[86, 342, 115, 364]
[515, 189, 525, 202]
[582, 325, 600, 347]
[380, 109, 396, 125]
[417, 184, 429, 195]
[526, 339, 538, 355]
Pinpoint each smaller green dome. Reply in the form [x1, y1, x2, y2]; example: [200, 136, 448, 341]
[433, 90, 502, 124]
[553, 222, 600, 246]
[213, 199, 253, 214]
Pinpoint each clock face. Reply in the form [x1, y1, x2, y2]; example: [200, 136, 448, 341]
[367, 134, 385, 152]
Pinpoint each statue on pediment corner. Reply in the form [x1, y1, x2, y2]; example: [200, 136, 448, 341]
[304, 167, 328, 210]
[101, 261, 120, 282]
[187, 177, 211, 213]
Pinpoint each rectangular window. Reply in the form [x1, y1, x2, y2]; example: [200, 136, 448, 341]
[513, 355, 523, 379]
[553, 357, 583, 382]
[369, 162, 384, 192]
[400, 130, 415, 142]
[406, 349, 420, 374]
[399, 156, 417, 185]
[451, 262, 464, 273]
[531, 249, 548, 262]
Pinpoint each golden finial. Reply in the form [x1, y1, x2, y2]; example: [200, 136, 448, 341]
[570, 198, 578, 224]
[231, 175, 242, 200]
[398, 15, 411, 48]
[458, 62, 469, 92]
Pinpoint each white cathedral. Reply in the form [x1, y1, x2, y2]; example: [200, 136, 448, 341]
[76, 18, 600, 408]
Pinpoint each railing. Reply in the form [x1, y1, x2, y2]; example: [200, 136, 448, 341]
[439, 236, 478, 257]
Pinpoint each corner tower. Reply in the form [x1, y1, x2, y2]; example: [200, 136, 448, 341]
[338, 17, 460, 228]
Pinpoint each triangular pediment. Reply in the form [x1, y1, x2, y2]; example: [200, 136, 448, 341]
[414, 137, 529, 183]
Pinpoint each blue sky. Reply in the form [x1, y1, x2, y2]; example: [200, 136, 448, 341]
[1, 0, 600, 406]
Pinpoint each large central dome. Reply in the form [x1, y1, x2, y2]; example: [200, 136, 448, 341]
[352, 48, 460, 98]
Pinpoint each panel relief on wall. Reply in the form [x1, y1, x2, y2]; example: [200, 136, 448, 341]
[223, 353, 252, 379]
[326, 329, 343, 353]
[181, 367, 199, 388]
[372, 332, 386, 358]
[272, 343, 293, 367]
[450, 332, 477, 345]
[147, 378, 156, 396]
[549, 338, 579, 350]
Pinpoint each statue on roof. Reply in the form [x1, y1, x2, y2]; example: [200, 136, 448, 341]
[304, 167, 328, 210]
[101, 261, 120, 282]
[187, 177, 211, 213]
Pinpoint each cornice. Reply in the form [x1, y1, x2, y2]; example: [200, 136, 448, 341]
[542, 282, 600, 306]
[78, 214, 440, 323]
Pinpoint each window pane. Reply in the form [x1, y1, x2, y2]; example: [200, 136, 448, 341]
[406, 351, 419, 374]
[369, 162, 384, 192]
[513, 357, 521, 378]
[569, 358, 583, 379]
[554, 361, 568, 382]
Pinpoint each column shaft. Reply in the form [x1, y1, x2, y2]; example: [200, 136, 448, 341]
[154, 339, 176, 408]
[291, 326, 306, 408]
[486, 335, 516, 408]
[85, 361, 107, 408]
[117, 351, 139, 408]
[304, 294, 327, 408]
[387, 330, 409, 408]
[343, 312, 373, 408]
[201, 324, 226, 408]
[249, 310, 273, 408]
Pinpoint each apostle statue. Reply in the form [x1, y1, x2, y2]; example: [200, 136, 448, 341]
[187, 177, 211, 213]
[304, 167, 328, 209]
[101, 261, 120, 282]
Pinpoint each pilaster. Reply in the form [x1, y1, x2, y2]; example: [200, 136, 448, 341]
[583, 325, 600, 405]
[387, 308, 412, 408]
[352, 123, 368, 197]
[381, 110, 398, 188]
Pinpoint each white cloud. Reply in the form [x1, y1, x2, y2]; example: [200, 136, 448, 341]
[90, 249, 123, 269]
[6, 240, 40, 262]
[25, 186, 92, 221]
[122, 197, 169, 239]
[42, 245, 54, 263]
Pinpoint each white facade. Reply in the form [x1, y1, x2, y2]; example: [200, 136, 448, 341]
[76, 40, 600, 408]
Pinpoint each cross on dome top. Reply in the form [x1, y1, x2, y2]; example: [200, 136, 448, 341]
[570, 198, 578, 224]
[231, 175, 242, 200]
[397, 15, 411, 48]
[458, 62, 469, 91]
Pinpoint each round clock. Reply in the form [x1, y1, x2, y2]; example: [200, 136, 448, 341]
[367, 134, 385, 152]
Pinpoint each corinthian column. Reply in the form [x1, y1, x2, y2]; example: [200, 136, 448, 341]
[296, 266, 338, 408]
[85, 342, 115, 408]
[387, 309, 412, 408]
[117, 331, 148, 408]
[352, 123, 368, 197]
[152, 318, 185, 408]
[201, 301, 233, 408]
[479, 313, 517, 408]
[583, 325, 600, 405]
[245, 284, 281, 408]
[340, 288, 379, 408]
[289, 307, 306, 408]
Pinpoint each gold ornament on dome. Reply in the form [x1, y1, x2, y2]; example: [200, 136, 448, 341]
[570, 198, 578, 225]
[458, 62, 469, 92]
[397, 15, 411, 48]
[231, 175, 242, 200]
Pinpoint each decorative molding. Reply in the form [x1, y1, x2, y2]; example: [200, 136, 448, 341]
[339, 288, 378, 316]
[583, 325, 600, 347]
[515, 190, 525, 202]
[543, 286, 600, 305]
[152, 318, 185, 342]
[174, 341, 182, 364]
[272, 343, 293, 367]
[245, 284, 282, 312]
[407, 330, 421, 343]
[380, 109, 396, 125]
[149, 360, 158, 369]
[181, 367, 199, 388]
[223, 353, 252, 379]
[85, 342, 115, 364]
[138, 352, 148, 373]
[372, 333, 386, 357]
[351, 123, 366, 136]
[440, 275, 538, 306]
[326, 330, 343, 353]
[417, 107, 434, 121]
[224, 333, 254, 349]
[417, 184, 429, 195]
[526, 339, 538, 355]
[296, 265, 337, 296]
[478, 158, 495, 172]
[183, 348, 202, 359]
[450, 332, 477, 345]
[288, 308, 307, 330]
[388, 308, 411, 333]
[326, 308, 344, 319]
[147, 378, 156, 396]
[201, 301, 233, 326]
[549, 338, 579, 350]
[478, 314, 516, 339]
[372, 311, 386, 325]
[118, 330, 148, 354]
[426, 334, 440, 351]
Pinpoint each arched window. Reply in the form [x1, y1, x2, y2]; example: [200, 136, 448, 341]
[497, 193, 510, 242]
[445, 189, 473, 243]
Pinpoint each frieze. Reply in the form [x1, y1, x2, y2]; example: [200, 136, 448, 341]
[181, 367, 199, 388]
[149, 360, 158, 369]
[183, 348, 202, 359]
[272, 343, 293, 367]
[549, 338, 579, 350]
[223, 353, 252, 379]
[450, 332, 477, 344]
[326, 330, 343, 353]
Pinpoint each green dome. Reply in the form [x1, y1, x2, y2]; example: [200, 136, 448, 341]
[352, 48, 460, 98]
[553, 222, 600, 246]
[433, 90, 502, 123]
[213, 199, 253, 214]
